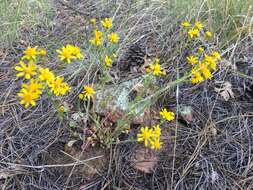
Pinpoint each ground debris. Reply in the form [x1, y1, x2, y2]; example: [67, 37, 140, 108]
[131, 145, 158, 173]
[214, 81, 235, 101]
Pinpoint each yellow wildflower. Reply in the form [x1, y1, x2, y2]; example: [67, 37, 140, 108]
[212, 51, 221, 61]
[205, 31, 212, 39]
[108, 32, 119, 43]
[49, 76, 71, 96]
[137, 126, 153, 147]
[21, 79, 43, 96]
[22, 46, 38, 60]
[147, 59, 166, 76]
[38, 68, 55, 84]
[56, 45, 75, 63]
[71, 45, 84, 60]
[104, 55, 112, 67]
[187, 55, 198, 65]
[79, 86, 96, 100]
[204, 54, 217, 71]
[58, 105, 66, 113]
[90, 18, 97, 25]
[90, 30, 103, 46]
[17, 88, 39, 108]
[197, 47, 204, 54]
[37, 48, 47, 56]
[194, 21, 203, 30]
[199, 63, 213, 79]
[152, 125, 161, 138]
[15, 60, 37, 79]
[150, 138, 162, 150]
[188, 28, 200, 39]
[181, 21, 190, 27]
[145, 67, 151, 73]
[191, 68, 204, 84]
[101, 18, 113, 29]
[160, 108, 175, 121]
[112, 53, 117, 59]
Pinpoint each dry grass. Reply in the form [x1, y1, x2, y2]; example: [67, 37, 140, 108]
[0, 0, 52, 48]
[0, 0, 253, 189]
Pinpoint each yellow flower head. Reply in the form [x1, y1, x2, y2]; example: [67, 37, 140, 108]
[58, 105, 66, 113]
[108, 32, 119, 43]
[71, 45, 84, 60]
[199, 63, 213, 79]
[181, 21, 190, 27]
[56, 45, 75, 63]
[104, 55, 112, 67]
[49, 76, 71, 96]
[188, 28, 200, 39]
[90, 18, 97, 25]
[204, 54, 217, 71]
[17, 88, 39, 108]
[38, 68, 55, 84]
[160, 108, 175, 121]
[37, 48, 47, 56]
[112, 53, 117, 59]
[150, 138, 162, 150]
[56, 44, 83, 63]
[147, 59, 166, 76]
[15, 60, 37, 79]
[21, 79, 43, 96]
[187, 55, 198, 65]
[205, 31, 212, 39]
[152, 125, 161, 138]
[22, 46, 38, 60]
[212, 51, 221, 61]
[191, 68, 204, 84]
[79, 86, 96, 100]
[137, 126, 153, 147]
[90, 30, 103, 46]
[197, 47, 204, 54]
[101, 18, 113, 29]
[194, 21, 203, 30]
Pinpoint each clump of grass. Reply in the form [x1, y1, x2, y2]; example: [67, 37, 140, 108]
[0, 0, 52, 48]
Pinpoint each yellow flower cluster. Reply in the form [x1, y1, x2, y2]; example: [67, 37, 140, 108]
[137, 125, 162, 150]
[15, 46, 71, 108]
[17, 79, 43, 108]
[104, 55, 112, 67]
[89, 18, 119, 68]
[182, 20, 221, 84]
[108, 32, 119, 43]
[181, 21, 212, 40]
[101, 18, 113, 29]
[146, 58, 166, 76]
[21, 46, 47, 61]
[160, 108, 175, 121]
[89, 18, 119, 47]
[90, 30, 103, 46]
[48, 76, 71, 96]
[137, 108, 175, 150]
[56, 44, 84, 64]
[187, 51, 221, 84]
[79, 85, 96, 100]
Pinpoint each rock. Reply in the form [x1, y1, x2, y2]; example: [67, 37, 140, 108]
[131, 146, 158, 173]
[178, 105, 193, 123]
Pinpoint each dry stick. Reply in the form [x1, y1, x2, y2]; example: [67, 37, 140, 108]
[0, 155, 103, 169]
[170, 57, 180, 190]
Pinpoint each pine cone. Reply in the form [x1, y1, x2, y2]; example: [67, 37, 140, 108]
[118, 43, 147, 72]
